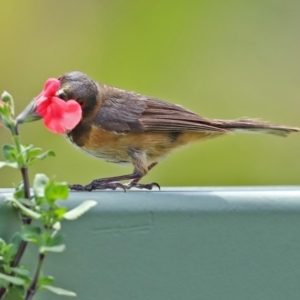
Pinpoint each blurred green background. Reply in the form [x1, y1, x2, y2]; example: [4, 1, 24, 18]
[0, 0, 299, 188]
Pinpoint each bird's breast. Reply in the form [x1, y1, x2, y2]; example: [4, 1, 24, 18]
[64, 128, 131, 164]
[65, 125, 216, 165]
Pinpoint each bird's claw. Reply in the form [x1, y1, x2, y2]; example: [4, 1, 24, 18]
[125, 180, 160, 190]
[69, 184, 85, 191]
[69, 180, 160, 192]
[69, 181, 126, 192]
[96, 181, 127, 192]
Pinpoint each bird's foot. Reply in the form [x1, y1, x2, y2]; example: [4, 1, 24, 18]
[69, 180, 127, 192]
[124, 180, 160, 190]
[69, 179, 160, 192]
[69, 180, 160, 192]
[69, 184, 86, 191]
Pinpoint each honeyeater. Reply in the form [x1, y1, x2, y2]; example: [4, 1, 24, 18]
[37, 71, 300, 190]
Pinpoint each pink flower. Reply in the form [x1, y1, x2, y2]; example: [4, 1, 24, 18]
[35, 78, 82, 134]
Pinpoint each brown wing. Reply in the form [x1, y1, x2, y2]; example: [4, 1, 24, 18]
[93, 87, 227, 134]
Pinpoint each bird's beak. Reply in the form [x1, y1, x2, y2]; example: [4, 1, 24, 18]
[16, 99, 42, 125]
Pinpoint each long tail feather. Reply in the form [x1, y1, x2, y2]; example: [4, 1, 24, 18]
[212, 118, 299, 137]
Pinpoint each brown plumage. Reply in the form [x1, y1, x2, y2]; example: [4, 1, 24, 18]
[56, 71, 299, 191]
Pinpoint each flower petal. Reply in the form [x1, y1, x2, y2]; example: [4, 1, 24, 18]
[43, 115, 66, 134]
[60, 100, 82, 130]
[31, 77, 82, 134]
[40, 97, 81, 134]
[36, 78, 60, 104]
[36, 98, 51, 117]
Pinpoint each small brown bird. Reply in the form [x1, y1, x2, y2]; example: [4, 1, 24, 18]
[54, 71, 298, 191]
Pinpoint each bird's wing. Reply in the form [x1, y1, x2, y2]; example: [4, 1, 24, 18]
[93, 88, 227, 134]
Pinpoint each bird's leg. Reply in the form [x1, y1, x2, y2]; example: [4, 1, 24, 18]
[69, 172, 141, 191]
[125, 162, 160, 190]
[69, 151, 160, 191]
[69, 165, 160, 191]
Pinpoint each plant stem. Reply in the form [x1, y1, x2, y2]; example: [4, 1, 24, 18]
[0, 288, 5, 298]
[12, 136, 24, 168]
[11, 123, 31, 225]
[10, 166, 32, 266]
[21, 167, 30, 199]
[0, 124, 32, 300]
[11, 124, 32, 274]
[25, 253, 45, 300]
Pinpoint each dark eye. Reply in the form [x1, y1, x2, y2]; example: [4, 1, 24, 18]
[77, 99, 85, 106]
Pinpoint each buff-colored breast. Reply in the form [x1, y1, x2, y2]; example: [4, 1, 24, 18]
[75, 125, 224, 164]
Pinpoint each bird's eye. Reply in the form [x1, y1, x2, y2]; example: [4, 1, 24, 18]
[77, 99, 85, 107]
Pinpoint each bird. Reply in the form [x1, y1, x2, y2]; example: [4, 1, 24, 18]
[54, 71, 299, 191]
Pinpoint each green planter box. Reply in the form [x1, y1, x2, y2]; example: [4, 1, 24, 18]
[1, 187, 300, 300]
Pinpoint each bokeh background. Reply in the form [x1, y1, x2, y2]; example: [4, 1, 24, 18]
[0, 0, 300, 188]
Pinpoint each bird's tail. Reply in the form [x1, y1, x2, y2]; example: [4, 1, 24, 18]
[212, 118, 299, 137]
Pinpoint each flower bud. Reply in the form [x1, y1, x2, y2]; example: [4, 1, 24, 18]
[16, 99, 42, 125]
[1, 91, 14, 116]
[0, 100, 14, 130]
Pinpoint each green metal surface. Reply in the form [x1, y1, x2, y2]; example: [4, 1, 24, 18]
[1, 187, 300, 300]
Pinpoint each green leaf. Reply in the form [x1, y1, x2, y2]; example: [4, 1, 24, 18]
[26, 147, 42, 158]
[0, 238, 6, 250]
[64, 200, 97, 220]
[15, 145, 27, 164]
[21, 225, 41, 235]
[10, 267, 30, 277]
[54, 207, 68, 219]
[2, 144, 16, 161]
[2, 286, 23, 300]
[0, 242, 17, 265]
[0, 272, 25, 286]
[18, 144, 33, 157]
[40, 230, 64, 248]
[45, 181, 69, 202]
[13, 183, 24, 200]
[20, 225, 42, 244]
[10, 232, 22, 246]
[33, 174, 49, 198]
[42, 285, 76, 296]
[16, 198, 34, 207]
[40, 244, 66, 254]
[38, 275, 54, 286]
[0, 278, 9, 289]
[8, 199, 41, 219]
[48, 234, 64, 247]
[10, 233, 22, 254]
[26, 149, 55, 166]
[36, 150, 55, 160]
[0, 161, 19, 169]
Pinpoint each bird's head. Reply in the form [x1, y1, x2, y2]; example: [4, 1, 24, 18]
[57, 71, 99, 119]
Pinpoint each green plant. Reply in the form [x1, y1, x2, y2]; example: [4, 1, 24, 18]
[0, 90, 96, 299]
